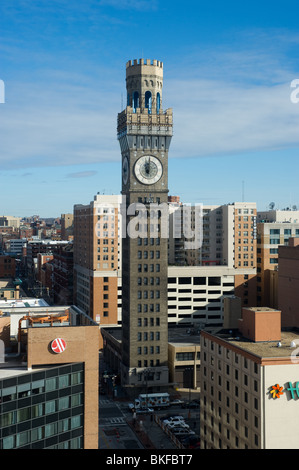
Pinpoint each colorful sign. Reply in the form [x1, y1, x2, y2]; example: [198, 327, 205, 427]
[270, 382, 299, 400]
[270, 384, 284, 398]
[51, 338, 66, 354]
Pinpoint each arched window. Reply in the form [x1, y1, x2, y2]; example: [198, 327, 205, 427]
[156, 92, 161, 114]
[133, 91, 139, 113]
[145, 91, 152, 114]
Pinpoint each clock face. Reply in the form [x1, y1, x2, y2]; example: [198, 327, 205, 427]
[134, 155, 163, 185]
[122, 156, 129, 184]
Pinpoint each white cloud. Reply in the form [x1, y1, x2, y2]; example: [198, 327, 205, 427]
[167, 77, 299, 159]
[66, 170, 98, 178]
[1, 35, 299, 171]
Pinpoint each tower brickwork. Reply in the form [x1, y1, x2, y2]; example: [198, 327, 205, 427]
[117, 59, 173, 389]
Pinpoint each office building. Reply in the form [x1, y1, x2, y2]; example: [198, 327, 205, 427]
[278, 237, 299, 328]
[61, 213, 74, 241]
[256, 211, 299, 308]
[169, 201, 257, 307]
[52, 244, 74, 305]
[0, 305, 99, 449]
[200, 306, 299, 449]
[73, 194, 122, 325]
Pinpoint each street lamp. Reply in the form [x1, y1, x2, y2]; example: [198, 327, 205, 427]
[185, 367, 193, 419]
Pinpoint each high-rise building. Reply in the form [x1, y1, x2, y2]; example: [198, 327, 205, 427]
[61, 213, 74, 241]
[73, 194, 122, 326]
[169, 201, 257, 308]
[278, 237, 299, 328]
[256, 210, 299, 308]
[117, 58, 173, 389]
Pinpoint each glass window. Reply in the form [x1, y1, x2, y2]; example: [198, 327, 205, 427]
[32, 403, 44, 418]
[58, 418, 69, 433]
[2, 435, 15, 449]
[45, 400, 56, 414]
[1, 411, 16, 427]
[2, 385, 17, 401]
[16, 431, 30, 447]
[32, 379, 45, 394]
[71, 415, 82, 429]
[58, 374, 70, 389]
[17, 382, 31, 397]
[45, 377, 57, 392]
[31, 427, 43, 442]
[58, 396, 69, 411]
[17, 407, 31, 423]
[45, 422, 57, 438]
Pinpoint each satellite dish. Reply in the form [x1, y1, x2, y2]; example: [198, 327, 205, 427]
[290, 341, 296, 348]
[269, 202, 275, 210]
[277, 342, 282, 347]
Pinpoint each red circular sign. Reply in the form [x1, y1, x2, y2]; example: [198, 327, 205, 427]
[51, 338, 66, 354]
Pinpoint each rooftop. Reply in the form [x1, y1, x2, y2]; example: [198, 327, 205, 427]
[0, 305, 98, 378]
[0, 297, 49, 309]
[210, 328, 299, 359]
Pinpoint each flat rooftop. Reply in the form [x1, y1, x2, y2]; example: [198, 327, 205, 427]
[101, 324, 203, 347]
[0, 298, 49, 309]
[213, 329, 299, 359]
[101, 325, 299, 359]
[0, 305, 98, 380]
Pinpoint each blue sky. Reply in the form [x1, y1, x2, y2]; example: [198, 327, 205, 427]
[1, 0, 299, 217]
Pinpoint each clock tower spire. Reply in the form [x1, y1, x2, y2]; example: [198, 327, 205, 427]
[117, 59, 173, 391]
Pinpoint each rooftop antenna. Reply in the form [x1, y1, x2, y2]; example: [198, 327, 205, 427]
[242, 181, 244, 202]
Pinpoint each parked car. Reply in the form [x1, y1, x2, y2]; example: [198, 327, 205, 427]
[162, 415, 185, 424]
[171, 428, 195, 436]
[136, 407, 154, 414]
[170, 399, 184, 406]
[166, 421, 190, 429]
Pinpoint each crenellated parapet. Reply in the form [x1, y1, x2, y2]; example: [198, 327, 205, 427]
[125, 58, 164, 115]
[126, 58, 163, 69]
[117, 106, 173, 138]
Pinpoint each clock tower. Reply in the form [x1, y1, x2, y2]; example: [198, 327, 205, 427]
[117, 59, 173, 390]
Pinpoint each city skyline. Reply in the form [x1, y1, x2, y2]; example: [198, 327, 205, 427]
[1, 0, 299, 217]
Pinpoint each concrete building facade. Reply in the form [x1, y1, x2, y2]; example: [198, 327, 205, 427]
[200, 307, 299, 449]
[278, 237, 299, 328]
[257, 218, 299, 308]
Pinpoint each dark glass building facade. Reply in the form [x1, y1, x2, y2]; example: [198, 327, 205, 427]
[0, 362, 84, 449]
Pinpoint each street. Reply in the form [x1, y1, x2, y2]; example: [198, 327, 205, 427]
[98, 393, 200, 450]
